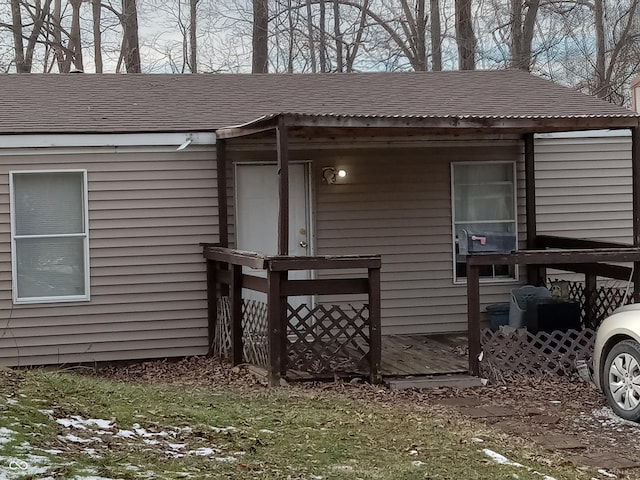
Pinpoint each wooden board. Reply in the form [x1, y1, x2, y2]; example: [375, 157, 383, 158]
[377, 334, 469, 376]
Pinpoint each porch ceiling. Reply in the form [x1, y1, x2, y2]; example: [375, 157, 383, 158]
[215, 112, 640, 140]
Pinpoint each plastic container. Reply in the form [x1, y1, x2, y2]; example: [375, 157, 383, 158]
[509, 285, 551, 329]
[486, 302, 510, 331]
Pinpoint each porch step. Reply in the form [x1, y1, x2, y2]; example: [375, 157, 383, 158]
[385, 374, 485, 391]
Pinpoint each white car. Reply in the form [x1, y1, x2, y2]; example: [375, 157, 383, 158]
[593, 304, 640, 421]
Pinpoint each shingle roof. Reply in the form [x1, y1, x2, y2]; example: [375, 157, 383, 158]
[0, 70, 637, 134]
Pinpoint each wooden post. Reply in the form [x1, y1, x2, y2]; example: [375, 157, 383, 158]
[216, 139, 228, 248]
[632, 127, 640, 302]
[279, 271, 288, 376]
[585, 273, 597, 328]
[368, 266, 382, 384]
[229, 264, 243, 365]
[467, 261, 481, 376]
[276, 117, 290, 256]
[524, 133, 538, 284]
[267, 269, 283, 386]
[206, 259, 217, 356]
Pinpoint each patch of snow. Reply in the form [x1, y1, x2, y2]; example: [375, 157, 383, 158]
[57, 416, 114, 431]
[0, 454, 49, 480]
[330, 465, 354, 471]
[188, 447, 221, 456]
[482, 449, 557, 480]
[83, 448, 100, 458]
[59, 434, 93, 444]
[167, 443, 186, 450]
[232, 451, 246, 456]
[408, 449, 418, 456]
[39, 409, 54, 416]
[258, 429, 274, 434]
[411, 460, 425, 466]
[470, 437, 484, 443]
[69, 476, 125, 480]
[483, 449, 523, 467]
[42, 449, 63, 455]
[132, 424, 168, 438]
[143, 439, 160, 445]
[115, 429, 135, 439]
[211, 426, 237, 433]
[0, 427, 16, 444]
[309, 476, 324, 480]
[5, 398, 18, 405]
[598, 469, 617, 478]
[214, 456, 237, 462]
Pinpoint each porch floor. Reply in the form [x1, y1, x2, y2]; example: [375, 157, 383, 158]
[379, 334, 469, 376]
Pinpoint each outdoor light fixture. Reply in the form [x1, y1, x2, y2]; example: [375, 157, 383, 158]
[322, 167, 347, 184]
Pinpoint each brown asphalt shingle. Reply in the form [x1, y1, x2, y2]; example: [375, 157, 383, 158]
[0, 70, 637, 134]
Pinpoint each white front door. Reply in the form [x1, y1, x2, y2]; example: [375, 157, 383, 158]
[235, 163, 312, 305]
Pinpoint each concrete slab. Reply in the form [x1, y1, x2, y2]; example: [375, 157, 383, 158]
[457, 406, 518, 418]
[570, 452, 640, 470]
[534, 433, 584, 450]
[434, 397, 483, 407]
[386, 375, 484, 391]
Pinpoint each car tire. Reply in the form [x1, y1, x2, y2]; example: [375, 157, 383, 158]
[603, 339, 640, 422]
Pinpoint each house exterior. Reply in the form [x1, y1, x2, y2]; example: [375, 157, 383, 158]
[0, 71, 638, 367]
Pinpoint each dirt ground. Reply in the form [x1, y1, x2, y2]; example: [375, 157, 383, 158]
[94, 356, 640, 478]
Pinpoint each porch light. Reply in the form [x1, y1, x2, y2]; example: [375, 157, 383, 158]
[322, 167, 347, 184]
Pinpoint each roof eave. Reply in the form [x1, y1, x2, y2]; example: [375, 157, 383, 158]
[215, 113, 640, 139]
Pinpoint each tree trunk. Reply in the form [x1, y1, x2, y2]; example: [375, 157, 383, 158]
[305, 0, 317, 72]
[190, 0, 198, 73]
[416, 0, 427, 70]
[10, 0, 27, 72]
[69, 0, 84, 71]
[455, 0, 476, 70]
[333, 0, 343, 72]
[252, 0, 268, 73]
[430, 0, 442, 70]
[319, 0, 326, 72]
[511, 0, 540, 71]
[52, 0, 67, 72]
[594, 0, 606, 97]
[122, 0, 141, 73]
[92, 0, 103, 73]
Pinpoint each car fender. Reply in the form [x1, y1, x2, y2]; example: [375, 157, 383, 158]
[594, 305, 640, 391]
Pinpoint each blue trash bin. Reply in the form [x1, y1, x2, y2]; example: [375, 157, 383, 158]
[486, 302, 510, 331]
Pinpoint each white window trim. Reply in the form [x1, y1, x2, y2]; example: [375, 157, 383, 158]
[451, 160, 519, 285]
[9, 169, 91, 304]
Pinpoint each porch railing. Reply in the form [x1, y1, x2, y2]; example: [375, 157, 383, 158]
[466, 235, 640, 376]
[202, 245, 382, 385]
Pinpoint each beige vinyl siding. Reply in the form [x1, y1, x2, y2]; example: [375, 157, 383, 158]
[535, 131, 633, 243]
[229, 139, 525, 335]
[0, 145, 217, 366]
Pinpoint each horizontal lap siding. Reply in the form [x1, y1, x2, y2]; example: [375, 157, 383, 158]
[535, 133, 633, 244]
[0, 146, 217, 366]
[308, 143, 524, 335]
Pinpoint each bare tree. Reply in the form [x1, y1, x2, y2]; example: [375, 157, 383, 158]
[455, 0, 476, 69]
[121, 0, 141, 72]
[252, 0, 268, 72]
[430, 0, 442, 70]
[92, 0, 103, 72]
[510, 0, 540, 71]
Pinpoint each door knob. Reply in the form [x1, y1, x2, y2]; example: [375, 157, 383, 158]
[299, 240, 308, 248]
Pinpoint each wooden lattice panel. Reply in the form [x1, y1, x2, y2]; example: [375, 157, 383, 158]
[241, 299, 269, 367]
[480, 327, 595, 377]
[211, 296, 231, 357]
[287, 303, 370, 374]
[559, 280, 633, 330]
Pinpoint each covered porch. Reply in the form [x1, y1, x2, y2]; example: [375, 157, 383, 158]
[206, 107, 640, 384]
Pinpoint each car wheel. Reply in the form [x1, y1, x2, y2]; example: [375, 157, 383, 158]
[603, 339, 640, 422]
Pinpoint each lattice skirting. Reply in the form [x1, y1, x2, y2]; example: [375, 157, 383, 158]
[211, 297, 269, 367]
[287, 303, 370, 375]
[480, 327, 595, 377]
[212, 299, 370, 375]
[562, 281, 633, 330]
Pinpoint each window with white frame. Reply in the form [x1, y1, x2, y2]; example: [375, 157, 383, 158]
[10, 170, 90, 303]
[452, 162, 517, 283]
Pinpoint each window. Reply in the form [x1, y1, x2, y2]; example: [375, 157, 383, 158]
[451, 162, 517, 283]
[10, 170, 90, 303]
